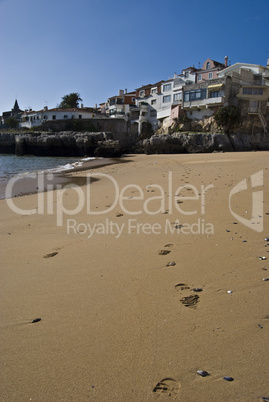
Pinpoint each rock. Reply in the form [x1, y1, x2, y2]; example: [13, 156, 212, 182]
[94, 140, 122, 157]
[197, 370, 210, 377]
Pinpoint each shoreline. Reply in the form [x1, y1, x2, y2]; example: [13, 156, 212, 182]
[0, 156, 126, 199]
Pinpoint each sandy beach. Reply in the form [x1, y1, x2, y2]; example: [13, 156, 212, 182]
[0, 152, 269, 401]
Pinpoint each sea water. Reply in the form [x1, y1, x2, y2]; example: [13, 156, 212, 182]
[0, 154, 94, 183]
[0, 154, 96, 199]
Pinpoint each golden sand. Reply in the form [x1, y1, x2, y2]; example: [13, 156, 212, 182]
[0, 152, 269, 401]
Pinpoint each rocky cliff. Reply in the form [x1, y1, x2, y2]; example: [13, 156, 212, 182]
[0, 130, 269, 156]
[136, 132, 269, 154]
[0, 132, 123, 157]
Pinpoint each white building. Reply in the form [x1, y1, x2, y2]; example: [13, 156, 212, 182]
[20, 106, 94, 129]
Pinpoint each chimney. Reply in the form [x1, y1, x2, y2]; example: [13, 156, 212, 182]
[95, 104, 97, 109]
[267, 58, 269, 68]
[44, 106, 48, 111]
[125, 88, 127, 94]
[224, 56, 228, 67]
[119, 89, 124, 96]
[81, 103, 84, 108]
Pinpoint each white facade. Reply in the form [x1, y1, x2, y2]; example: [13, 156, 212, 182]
[20, 107, 93, 128]
[218, 63, 268, 78]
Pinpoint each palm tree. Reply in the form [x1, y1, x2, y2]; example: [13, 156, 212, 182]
[59, 93, 82, 109]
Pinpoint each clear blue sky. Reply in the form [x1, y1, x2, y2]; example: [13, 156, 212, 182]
[1, 0, 268, 114]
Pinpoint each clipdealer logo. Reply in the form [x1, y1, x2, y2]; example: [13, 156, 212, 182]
[229, 170, 264, 232]
[5, 171, 215, 236]
[5, 169, 265, 236]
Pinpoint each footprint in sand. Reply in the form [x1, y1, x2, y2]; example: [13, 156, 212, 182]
[180, 294, 199, 308]
[175, 283, 200, 308]
[153, 378, 181, 398]
[175, 283, 190, 291]
[158, 250, 171, 256]
[43, 252, 58, 259]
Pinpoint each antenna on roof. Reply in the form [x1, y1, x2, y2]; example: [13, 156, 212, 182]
[198, 61, 201, 69]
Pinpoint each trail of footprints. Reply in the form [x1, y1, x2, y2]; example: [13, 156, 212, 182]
[153, 243, 201, 397]
[158, 243, 201, 309]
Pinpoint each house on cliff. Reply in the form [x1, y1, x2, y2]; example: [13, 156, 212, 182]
[106, 89, 136, 118]
[20, 105, 95, 129]
[130, 58, 226, 135]
[181, 60, 269, 133]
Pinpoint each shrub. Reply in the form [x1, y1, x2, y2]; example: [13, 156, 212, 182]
[214, 106, 240, 133]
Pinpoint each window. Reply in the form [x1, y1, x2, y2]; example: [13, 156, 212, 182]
[139, 90, 145, 97]
[209, 72, 213, 79]
[183, 88, 207, 102]
[151, 99, 156, 105]
[243, 87, 263, 95]
[52, 115, 56, 120]
[151, 88, 157, 94]
[185, 71, 189, 78]
[150, 110, 157, 117]
[79, 115, 82, 119]
[64, 115, 68, 119]
[163, 95, 171, 103]
[198, 74, 202, 81]
[174, 93, 182, 102]
[163, 83, 171, 92]
[209, 91, 220, 98]
[206, 62, 210, 69]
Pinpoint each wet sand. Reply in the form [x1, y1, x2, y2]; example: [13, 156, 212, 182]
[0, 157, 124, 199]
[0, 152, 269, 401]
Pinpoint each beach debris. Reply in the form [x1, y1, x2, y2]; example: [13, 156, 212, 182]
[223, 376, 234, 382]
[263, 278, 269, 281]
[164, 243, 174, 248]
[166, 261, 176, 266]
[261, 397, 269, 401]
[192, 288, 203, 292]
[259, 257, 267, 260]
[258, 324, 263, 329]
[153, 378, 181, 397]
[226, 229, 230, 232]
[43, 252, 58, 259]
[174, 223, 184, 229]
[31, 318, 41, 323]
[180, 294, 199, 308]
[116, 213, 123, 217]
[158, 250, 171, 255]
[227, 290, 233, 294]
[242, 240, 247, 242]
[197, 370, 210, 377]
[265, 238, 269, 242]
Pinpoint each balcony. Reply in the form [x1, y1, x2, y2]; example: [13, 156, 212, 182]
[183, 97, 223, 110]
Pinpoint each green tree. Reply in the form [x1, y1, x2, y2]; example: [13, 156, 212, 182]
[214, 106, 240, 133]
[6, 117, 19, 129]
[59, 93, 82, 109]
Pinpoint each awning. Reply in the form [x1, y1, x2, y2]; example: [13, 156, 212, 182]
[208, 84, 223, 90]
